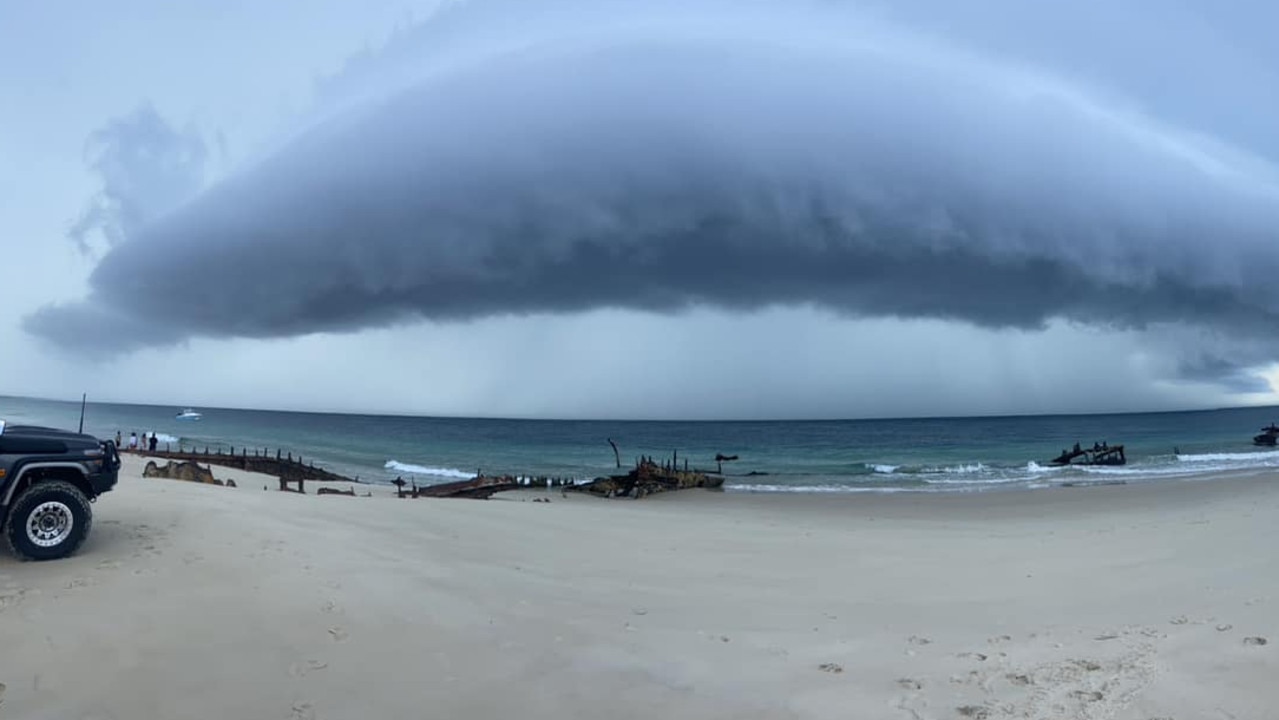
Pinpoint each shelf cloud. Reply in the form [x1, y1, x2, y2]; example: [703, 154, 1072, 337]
[26, 0, 1279, 390]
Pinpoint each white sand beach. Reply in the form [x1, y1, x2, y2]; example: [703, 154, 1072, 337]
[1, 455, 1276, 719]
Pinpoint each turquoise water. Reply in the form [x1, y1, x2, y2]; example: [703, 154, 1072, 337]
[4, 395, 1279, 492]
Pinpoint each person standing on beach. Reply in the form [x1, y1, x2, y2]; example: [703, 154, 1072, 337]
[149, 433, 158, 453]
[128, 431, 138, 452]
[115, 430, 123, 448]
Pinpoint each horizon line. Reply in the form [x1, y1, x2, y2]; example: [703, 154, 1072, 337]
[3, 392, 1276, 425]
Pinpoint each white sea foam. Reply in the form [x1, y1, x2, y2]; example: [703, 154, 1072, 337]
[384, 460, 473, 479]
[918, 462, 987, 475]
[1074, 465, 1198, 477]
[1177, 449, 1279, 463]
[725, 483, 917, 494]
[923, 474, 1025, 485]
[150, 433, 181, 444]
[868, 464, 899, 474]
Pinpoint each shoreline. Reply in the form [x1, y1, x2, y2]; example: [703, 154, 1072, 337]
[11, 394, 1279, 493]
[527, 464, 1279, 518]
[133, 443, 1279, 500]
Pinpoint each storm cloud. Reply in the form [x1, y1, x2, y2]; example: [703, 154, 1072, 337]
[26, 0, 1279, 376]
[66, 103, 208, 255]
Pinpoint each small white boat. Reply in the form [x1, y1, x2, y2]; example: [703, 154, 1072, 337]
[175, 408, 203, 421]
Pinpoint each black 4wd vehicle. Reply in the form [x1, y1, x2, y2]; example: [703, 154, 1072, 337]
[0, 420, 120, 561]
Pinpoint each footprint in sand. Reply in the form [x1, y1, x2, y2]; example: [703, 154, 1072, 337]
[1, 681, 6, 706]
[907, 635, 932, 646]
[289, 660, 330, 677]
[892, 679, 930, 720]
[0, 588, 28, 611]
[1070, 659, 1103, 672]
[817, 663, 843, 674]
[327, 627, 349, 642]
[1243, 636, 1268, 646]
[290, 702, 317, 720]
[320, 600, 341, 615]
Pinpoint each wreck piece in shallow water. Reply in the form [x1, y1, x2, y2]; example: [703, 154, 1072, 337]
[569, 457, 724, 499]
[1048, 442, 1126, 467]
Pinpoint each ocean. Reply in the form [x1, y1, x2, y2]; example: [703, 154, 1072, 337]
[3, 395, 1279, 493]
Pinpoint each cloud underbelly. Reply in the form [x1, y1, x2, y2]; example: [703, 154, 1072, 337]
[26, 10, 1279, 354]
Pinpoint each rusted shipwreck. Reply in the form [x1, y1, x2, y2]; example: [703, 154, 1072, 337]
[402, 455, 725, 501]
[568, 457, 725, 499]
[143, 443, 727, 501]
[1253, 423, 1279, 447]
[1048, 442, 1126, 467]
[143, 446, 358, 485]
[397, 475, 530, 500]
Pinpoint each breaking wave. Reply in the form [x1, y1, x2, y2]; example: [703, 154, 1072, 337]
[728, 448, 1279, 494]
[726, 484, 921, 494]
[384, 460, 473, 479]
[1176, 449, 1279, 463]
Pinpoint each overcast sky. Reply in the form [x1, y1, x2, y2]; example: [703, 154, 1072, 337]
[4, 0, 1279, 420]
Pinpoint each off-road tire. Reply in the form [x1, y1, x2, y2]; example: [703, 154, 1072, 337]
[5, 481, 93, 561]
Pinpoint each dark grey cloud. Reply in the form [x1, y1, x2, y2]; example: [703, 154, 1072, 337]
[1175, 355, 1272, 395]
[66, 103, 207, 254]
[25, 0, 1279, 389]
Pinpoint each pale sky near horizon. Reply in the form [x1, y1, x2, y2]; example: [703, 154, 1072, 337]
[4, 0, 1279, 420]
